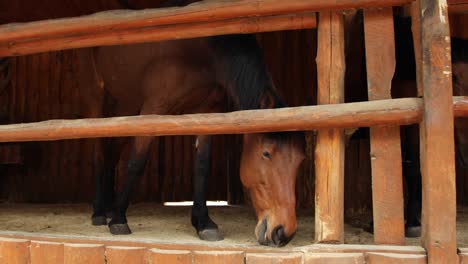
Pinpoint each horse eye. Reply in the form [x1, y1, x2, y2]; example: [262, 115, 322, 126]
[262, 151, 271, 159]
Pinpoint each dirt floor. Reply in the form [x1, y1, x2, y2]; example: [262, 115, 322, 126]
[0, 203, 466, 248]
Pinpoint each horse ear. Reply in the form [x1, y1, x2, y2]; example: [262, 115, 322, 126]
[260, 92, 275, 109]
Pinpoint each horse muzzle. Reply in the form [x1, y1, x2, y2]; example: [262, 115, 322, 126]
[255, 218, 296, 247]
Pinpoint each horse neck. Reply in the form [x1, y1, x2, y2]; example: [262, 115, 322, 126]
[210, 34, 285, 111]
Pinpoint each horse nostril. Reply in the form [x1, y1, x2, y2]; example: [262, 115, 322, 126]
[271, 225, 287, 247]
[271, 225, 296, 247]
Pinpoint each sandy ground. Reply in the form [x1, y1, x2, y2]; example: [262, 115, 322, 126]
[0, 203, 465, 248]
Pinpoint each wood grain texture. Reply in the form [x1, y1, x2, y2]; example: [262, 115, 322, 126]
[454, 96, 468, 116]
[0, 13, 316, 56]
[148, 249, 192, 264]
[0, 0, 411, 43]
[246, 252, 303, 264]
[0, 0, 414, 56]
[448, 0, 468, 13]
[30, 241, 64, 264]
[314, 11, 345, 243]
[305, 253, 365, 264]
[411, 0, 423, 97]
[193, 251, 245, 264]
[0, 98, 424, 143]
[0, 238, 30, 264]
[418, 0, 458, 263]
[364, 7, 405, 245]
[0, 232, 426, 255]
[105, 246, 147, 264]
[64, 243, 105, 264]
[366, 252, 426, 263]
[460, 253, 468, 264]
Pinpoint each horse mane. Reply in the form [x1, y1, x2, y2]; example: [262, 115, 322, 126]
[209, 34, 286, 110]
[209, 34, 305, 147]
[265, 130, 306, 148]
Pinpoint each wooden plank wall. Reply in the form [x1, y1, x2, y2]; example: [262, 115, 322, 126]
[0, 0, 369, 215]
[0, 1, 466, 218]
[0, 29, 323, 206]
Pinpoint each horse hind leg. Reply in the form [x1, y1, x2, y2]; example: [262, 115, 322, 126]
[192, 135, 223, 241]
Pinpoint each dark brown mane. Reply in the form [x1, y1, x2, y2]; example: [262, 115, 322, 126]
[263, 131, 306, 153]
[209, 34, 286, 110]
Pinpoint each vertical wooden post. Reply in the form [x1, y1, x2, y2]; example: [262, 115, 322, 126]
[417, 0, 457, 262]
[411, 0, 423, 97]
[363, 7, 405, 245]
[315, 11, 346, 243]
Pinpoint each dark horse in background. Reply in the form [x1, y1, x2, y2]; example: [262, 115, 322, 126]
[77, 0, 305, 247]
[366, 15, 468, 237]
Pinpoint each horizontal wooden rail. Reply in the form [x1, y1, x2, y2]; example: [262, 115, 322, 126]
[448, 0, 468, 4]
[449, 3, 468, 13]
[448, 0, 468, 13]
[454, 96, 468, 116]
[0, 0, 413, 56]
[0, 97, 464, 143]
[0, 13, 316, 56]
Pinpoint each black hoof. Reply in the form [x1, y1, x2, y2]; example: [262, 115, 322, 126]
[405, 226, 421, 238]
[109, 223, 132, 235]
[92, 215, 107, 226]
[198, 228, 224, 241]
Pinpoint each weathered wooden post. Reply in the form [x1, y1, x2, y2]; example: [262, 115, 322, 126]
[315, 11, 346, 243]
[416, 0, 457, 262]
[363, 7, 405, 245]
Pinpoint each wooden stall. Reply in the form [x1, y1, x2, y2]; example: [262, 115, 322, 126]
[0, 0, 467, 263]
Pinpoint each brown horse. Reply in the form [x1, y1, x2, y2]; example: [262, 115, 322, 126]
[77, 33, 305, 247]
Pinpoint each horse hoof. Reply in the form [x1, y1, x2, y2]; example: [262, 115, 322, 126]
[109, 224, 132, 235]
[198, 228, 224, 241]
[405, 226, 421, 238]
[92, 215, 107, 226]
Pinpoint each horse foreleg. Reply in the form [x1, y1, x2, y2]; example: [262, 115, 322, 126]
[108, 136, 152, 235]
[76, 48, 112, 226]
[191, 135, 224, 241]
[92, 138, 119, 225]
[91, 139, 107, 225]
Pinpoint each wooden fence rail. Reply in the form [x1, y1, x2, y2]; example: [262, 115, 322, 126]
[0, 97, 464, 143]
[0, 13, 316, 57]
[0, 0, 416, 56]
[0, 1, 465, 263]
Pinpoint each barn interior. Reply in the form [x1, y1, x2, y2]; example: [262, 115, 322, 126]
[0, 0, 467, 248]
